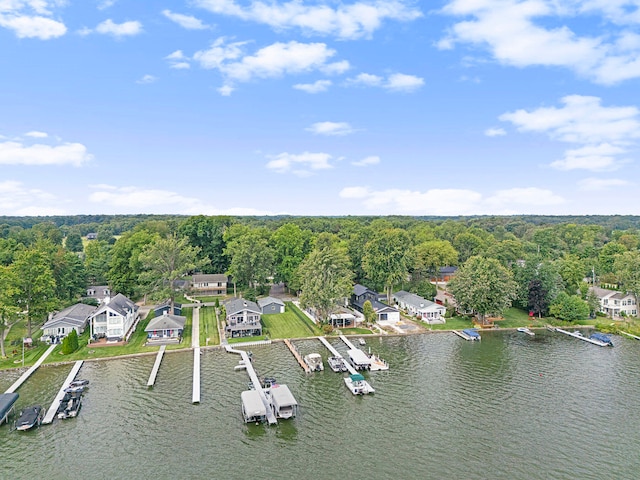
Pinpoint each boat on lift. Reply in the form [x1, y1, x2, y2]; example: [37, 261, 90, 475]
[15, 405, 44, 431]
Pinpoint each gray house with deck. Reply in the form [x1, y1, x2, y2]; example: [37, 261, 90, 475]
[225, 298, 262, 338]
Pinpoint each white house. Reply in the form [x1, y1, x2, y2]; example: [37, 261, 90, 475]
[350, 284, 401, 324]
[393, 290, 446, 324]
[591, 287, 638, 318]
[41, 303, 97, 344]
[89, 293, 139, 342]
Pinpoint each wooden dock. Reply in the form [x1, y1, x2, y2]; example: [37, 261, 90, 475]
[42, 360, 83, 425]
[620, 331, 640, 341]
[147, 345, 166, 387]
[554, 328, 610, 346]
[4, 344, 57, 394]
[225, 345, 277, 425]
[284, 339, 311, 373]
[192, 347, 201, 404]
[318, 337, 357, 375]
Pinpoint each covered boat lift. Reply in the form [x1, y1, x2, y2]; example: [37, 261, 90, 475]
[347, 348, 372, 370]
[269, 384, 298, 419]
[241, 390, 267, 423]
[0, 392, 19, 425]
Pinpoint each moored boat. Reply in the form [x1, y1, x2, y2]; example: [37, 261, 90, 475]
[15, 405, 44, 431]
[327, 356, 347, 372]
[358, 338, 366, 346]
[68, 379, 89, 388]
[344, 373, 375, 395]
[590, 332, 614, 347]
[303, 353, 324, 372]
[57, 394, 82, 420]
[517, 327, 535, 336]
[368, 353, 389, 371]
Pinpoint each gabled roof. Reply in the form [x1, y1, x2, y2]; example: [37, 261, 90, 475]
[92, 293, 137, 318]
[257, 296, 285, 308]
[439, 266, 458, 274]
[193, 274, 227, 283]
[145, 313, 186, 332]
[393, 290, 441, 310]
[42, 303, 97, 330]
[353, 284, 372, 296]
[591, 286, 634, 300]
[225, 298, 261, 316]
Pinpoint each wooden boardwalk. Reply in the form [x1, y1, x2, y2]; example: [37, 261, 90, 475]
[284, 339, 310, 373]
[42, 360, 83, 425]
[4, 344, 57, 394]
[147, 345, 166, 387]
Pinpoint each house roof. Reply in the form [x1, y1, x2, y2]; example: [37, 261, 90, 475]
[439, 266, 458, 275]
[353, 284, 372, 296]
[225, 298, 261, 316]
[257, 296, 285, 308]
[193, 274, 227, 283]
[393, 290, 441, 310]
[92, 293, 137, 318]
[145, 313, 186, 332]
[591, 286, 633, 300]
[42, 303, 97, 330]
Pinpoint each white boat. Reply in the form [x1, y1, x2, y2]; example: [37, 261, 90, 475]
[344, 373, 375, 395]
[368, 353, 389, 371]
[327, 356, 348, 372]
[303, 353, 324, 372]
[57, 394, 82, 420]
[517, 327, 535, 336]
[358, 338, 366, 346]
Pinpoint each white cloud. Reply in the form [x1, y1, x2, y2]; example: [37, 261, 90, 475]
[439, 0, 640, 84]
[0, 136, 92, 166]
[0, 4, 67, 39]
[0, 180, 65, 215]
[485, 127, 506, 137]
[266, 152, 333, 176]
[293, 80, 332, 93]
[500, 95, 640, 171]
[165, 50, 191, 69]
[352, 155, 380, 167]
[162, 9, 208, 30]
[98, 0, 117, 9]
[217, 85, 234, 96]
[95, 19, 142, 37]
[88, 184, 272, 215]
[578, 177, 632, 191]
[194, 0, 421, 40]
[25, 130, 48, 138]
[193, 39, 348, 93]
[136, 74, 157, 84]
[347, 72, 424, 92]
[306, 121, 355, 136]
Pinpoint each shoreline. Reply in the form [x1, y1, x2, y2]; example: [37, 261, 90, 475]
[0, 325, 597, 373]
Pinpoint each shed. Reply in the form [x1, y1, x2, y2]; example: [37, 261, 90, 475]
[257, 296, 285, 314]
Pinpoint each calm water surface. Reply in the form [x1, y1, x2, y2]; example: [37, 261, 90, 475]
[1, 331, 639, 480]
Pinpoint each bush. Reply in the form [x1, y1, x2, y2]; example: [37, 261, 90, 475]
[322, 324, 334, 334]
[61, 329, 79, 354]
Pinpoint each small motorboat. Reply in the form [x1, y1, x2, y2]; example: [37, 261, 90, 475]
[590, 332, 614, 347]
[303, 353, 324, 372]
[344, 373, 375, 395]
[358, 338, 366, 346]
[517, 327, 535, 336]
[64, 384, 86, 394]
[57, 395, 82, 419]
[15, 405, 44, 431]
[328, 356, 348, 372]
[68, 379, 89, 388]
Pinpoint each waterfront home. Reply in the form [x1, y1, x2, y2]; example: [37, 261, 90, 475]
[393, 290, 446, 324]
[89, 293, 139, 342]
[591, 287, 638, 318]
[328, 310, 357, 328]
[41, 303, 97, 344]
[350, 284, 400, 324]
[85, 285, 111, 305]
[145, 311, 186, 344]
[154, 302, 182, 317]
[191, 274, 227, 296]
[430, 266, 458, 284]
[225, 298, 262, 338]
[257, 296, 285, 314]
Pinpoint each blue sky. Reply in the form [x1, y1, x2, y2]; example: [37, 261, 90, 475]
[1, 0, 640, 216]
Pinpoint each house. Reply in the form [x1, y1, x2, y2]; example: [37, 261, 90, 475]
[430, 266, 458, 283]
[41, 303, 97, 344]
[145, 311, 186, 344]
[257, 296, 285, 314]
[350, 284, 400, 324]
[86, 285, 111, 305]
[591, 287, 638, 318]
[328, 310, 358, 328]
[154, 302, 182, 317]
[191, 274, 228, 296]
[86, 232, 97, 240]
[224, 298, 262, 338]
[89, 293, 139, 342]
[393, 290, 446, 324]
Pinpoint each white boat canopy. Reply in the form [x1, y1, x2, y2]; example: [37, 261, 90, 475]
[347, 348, 371, 366]
[241, 390, 266, 417]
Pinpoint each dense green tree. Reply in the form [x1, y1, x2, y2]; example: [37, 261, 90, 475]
[453, 232, 486, 263]
[84, 240, 112, 286]
[362, 300, 376, 325]
[51, 248, 87, 302]
[549, 292, 590, 322]
[513, 258, 563, 312]
[61, 329, 79, 354]
[32, 222, 63, 245]
[0, 266, 19, 358]
[297, 240, 353, 322]
[139, 234, 204, 313]
[413, 240, 458, 285]
[448, 256, 517, 325]
[362, 228, 414, 303]
[556, 255, 586, 294]
[271, 223, 313, 289]
[64, 233, 84, 253]
[108, 230, 157, 298]
[224, 229, 274, 290]
[613, 251, 640, 306]
[10, 247, 57, 337]
[598, 242, 626, 274]
[485, 239, 524, 267]
[179, 215, 233, 273]
[528, 279, 548, 318]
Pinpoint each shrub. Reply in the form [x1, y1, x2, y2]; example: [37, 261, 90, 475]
[322, 324, 334, 334]
[61, 329, 79, 354]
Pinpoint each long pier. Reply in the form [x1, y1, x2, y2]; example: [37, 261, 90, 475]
[554, 328, 610, 346]
[4, 344, 57, 394]
[283, 339, 310, 373]
[192, 305, 201, 403]
[147, 345, 166, 387]
[225, 345, 277, 425]
[620, 331, 640, 341]
[339, 335, 356, 350]
[42, 360, 83, 425]
[318, 337, 357, 375]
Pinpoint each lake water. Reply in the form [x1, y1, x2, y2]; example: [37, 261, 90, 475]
[1, 330, 639, 480]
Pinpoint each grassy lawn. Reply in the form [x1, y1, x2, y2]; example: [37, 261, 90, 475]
[194, 296, 227, 303]
[261, 302, 322, 339]
[199, 306, 219, 346]
[227, 335, 267, 344]
[337, 327, 373, 335]
[429, 316, 475, 330]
